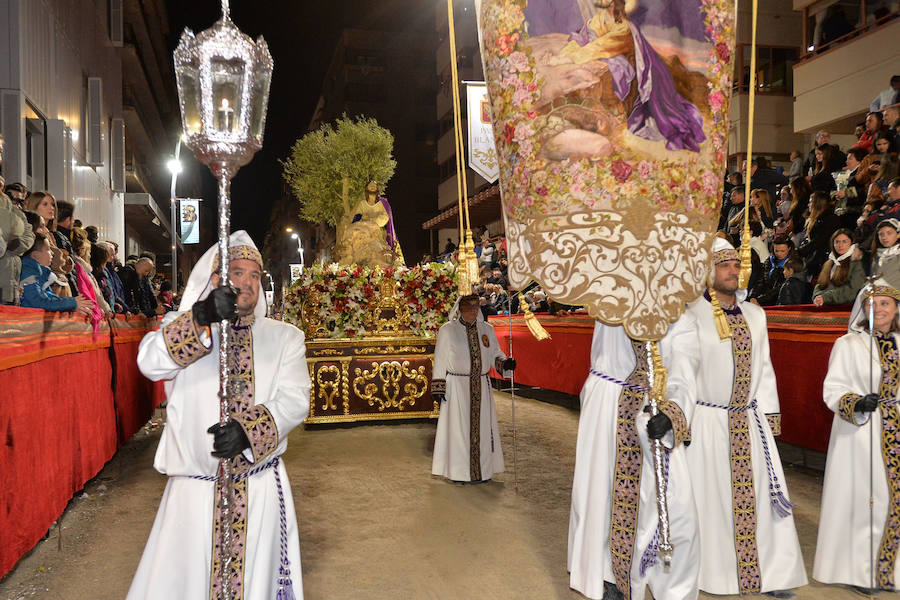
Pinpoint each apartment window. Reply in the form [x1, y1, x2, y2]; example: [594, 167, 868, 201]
[24, 103, 46, 192]
[733, 45, 798, 94]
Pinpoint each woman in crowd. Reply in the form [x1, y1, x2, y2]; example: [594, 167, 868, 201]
[729, 188, 774, 230]
[868, 218, 900, 285]
[811, 144, 839, 194]
[813, 228, 866, 306]
[70, 227, 110, 325]
[789, 176, 813, 246]
[814, 279, 900, 593]
[800, 191, 842, 278]
[89, 242, 114, 311]
[868, 154, 900, 203]
[24, 191, 74, 297]
[872, 130, 898, 157]
[836, 148, 873, 228]
[775, 185, 793, 236]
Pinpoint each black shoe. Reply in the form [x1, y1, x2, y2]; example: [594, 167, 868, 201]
[850, 586, 876, 597]
[765, 591, 795, 599]
[603, 581, 624, 600]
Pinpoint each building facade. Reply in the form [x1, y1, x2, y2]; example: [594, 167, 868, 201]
[0, 0, 196, 271]
[307, 26, 439, 264]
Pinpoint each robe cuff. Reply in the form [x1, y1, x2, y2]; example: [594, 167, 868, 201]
[766, 413, 782, 436]
[234, 405, 278, 463]
[838, 393, 870, 426]
[163, 311, 211, 367]
[431, 379, 446, 395]
[659, 399, 690, 449]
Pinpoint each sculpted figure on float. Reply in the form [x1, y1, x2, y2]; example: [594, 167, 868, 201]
[334, 180, 404, 268]
[478, 0, 736, 339]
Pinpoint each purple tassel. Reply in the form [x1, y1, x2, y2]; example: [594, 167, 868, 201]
[639, 531, 659, 577]
[771, 490, 795, 518]
[275, 580, 296, 600]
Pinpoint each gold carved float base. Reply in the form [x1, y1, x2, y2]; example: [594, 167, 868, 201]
[305, 335, 438, 424]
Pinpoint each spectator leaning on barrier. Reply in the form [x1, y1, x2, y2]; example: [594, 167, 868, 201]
[25, 192, 74, 297]
[0, 135, 35, 305]
[19, 233, 91, 315]
[120, 256, 159, 317]
[103, 242, 128, 312]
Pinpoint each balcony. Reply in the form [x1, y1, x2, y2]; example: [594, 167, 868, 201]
[792, 14, 899, 132]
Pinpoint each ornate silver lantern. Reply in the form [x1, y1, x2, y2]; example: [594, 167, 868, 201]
[173, 2, 272, 598]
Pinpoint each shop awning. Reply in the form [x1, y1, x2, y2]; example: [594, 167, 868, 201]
[422, 184, 501, 230]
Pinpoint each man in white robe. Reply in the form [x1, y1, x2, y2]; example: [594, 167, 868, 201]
[431, 294, 515, 482]
[815, 279, 900, 592]
[568, 317, 701, 600]
[684, 238, 807, 597]
[127, 231, 311, 600]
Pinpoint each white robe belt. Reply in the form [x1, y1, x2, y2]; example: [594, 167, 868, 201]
[182, 457, 296, 598]
[696, 399, 794, 518]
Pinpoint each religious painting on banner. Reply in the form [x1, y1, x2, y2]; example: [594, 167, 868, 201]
[179, 198, 200, 244]
[477, 0, 736, 339]
[467, 82, 500, 182]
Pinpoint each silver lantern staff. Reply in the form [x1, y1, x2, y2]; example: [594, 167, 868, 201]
[173, 2, 273, 598]
[645, 341, 673, 571]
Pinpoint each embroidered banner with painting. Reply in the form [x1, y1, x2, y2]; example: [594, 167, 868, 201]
[478, 0, 736, 340]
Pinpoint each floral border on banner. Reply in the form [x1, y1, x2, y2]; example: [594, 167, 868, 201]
[283, 262, 458, 339]
[480, 0, 735, 223]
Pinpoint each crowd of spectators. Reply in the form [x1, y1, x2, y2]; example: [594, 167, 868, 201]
[0, 177, 174, 320]
[721, 96, 900, 308]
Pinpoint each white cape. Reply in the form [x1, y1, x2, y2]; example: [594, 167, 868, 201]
[568, 317, 701, 600]
[431, 316, 508, 481]
[127, 314, 311, 600]
[683, 298, 807, 594]
[814, 330, 900, 588]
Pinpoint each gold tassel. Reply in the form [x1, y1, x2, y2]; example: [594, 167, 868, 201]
[648, 341, 667, 407]
[463, 229, 480, 285]
[518, 293, 551, 340]
[708, 287, 732, 340]
[737, 229, 752, 290]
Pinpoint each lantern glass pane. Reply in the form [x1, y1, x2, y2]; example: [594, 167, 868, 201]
[211, 57, 244, 134]
[177, 59, 202, 135]
[249, 69, 271, 139]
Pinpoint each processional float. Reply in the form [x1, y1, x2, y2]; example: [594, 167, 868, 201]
[172, 1, 273, 598]
[473, 0, 759, 584]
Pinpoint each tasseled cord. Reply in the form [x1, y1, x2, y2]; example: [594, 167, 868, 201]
[518, 293, 551, 340]
[276, 567, 296, 600]
[708, 287, 732, 340]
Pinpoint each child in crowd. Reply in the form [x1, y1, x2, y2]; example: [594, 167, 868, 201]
[19, 233, 91, 315]
[778, 256, 812, 305]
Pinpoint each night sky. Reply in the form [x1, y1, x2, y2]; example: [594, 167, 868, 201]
[163, 0, 434, 244]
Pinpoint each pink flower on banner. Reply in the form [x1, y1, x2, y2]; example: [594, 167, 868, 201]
[709, 90, 724, 112]
[611, 160, 633, 183]
[636, 161, 653, 178]
[507, 51, 528, 72]
[498, 33, 519, 56]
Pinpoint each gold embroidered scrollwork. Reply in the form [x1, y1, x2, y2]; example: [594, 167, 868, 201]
[316, 364, 341, 411]
[353, 360, 428, 412]
[504, 202, 714, 341]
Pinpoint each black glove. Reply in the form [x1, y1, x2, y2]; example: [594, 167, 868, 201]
[857, 393, 880, 413]
[646, 412, 673, 440]
[6, 237, 21, 253]
[502, 357, 517, 371]
[192, 285, 237, 326]
[433, 392, 445, 403]
[207, 421, 250, 458]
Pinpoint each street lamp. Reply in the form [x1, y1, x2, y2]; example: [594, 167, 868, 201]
[167, 141, 183, 289]
[290, 232, 304, 266]
[172, 2, 273, 597]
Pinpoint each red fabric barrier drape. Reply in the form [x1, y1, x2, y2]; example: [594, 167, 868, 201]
[0, 349, 117, 577]
[489, 315, 592, 396]
[0, 310, 163, 578]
